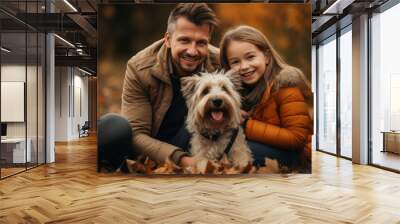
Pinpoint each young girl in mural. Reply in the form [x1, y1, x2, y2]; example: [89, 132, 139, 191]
[220, 25, 313, 171]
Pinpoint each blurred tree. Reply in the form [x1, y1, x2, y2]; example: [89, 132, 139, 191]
[98, 3, 311, 116]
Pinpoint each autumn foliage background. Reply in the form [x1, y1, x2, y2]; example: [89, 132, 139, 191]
[98, 3, 311, 117]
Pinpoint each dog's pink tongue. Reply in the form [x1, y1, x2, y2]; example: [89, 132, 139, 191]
[211, 111, 223, 121]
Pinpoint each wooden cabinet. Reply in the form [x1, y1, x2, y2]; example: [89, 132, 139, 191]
[382, 131, 400, 154]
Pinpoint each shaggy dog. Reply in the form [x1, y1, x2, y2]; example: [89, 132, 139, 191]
[181, 70, 253, 172]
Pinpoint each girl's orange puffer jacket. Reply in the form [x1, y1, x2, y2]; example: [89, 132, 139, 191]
[244, 73, 313, 164]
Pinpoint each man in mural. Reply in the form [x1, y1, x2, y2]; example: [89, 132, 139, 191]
[98, 3, 220, 171]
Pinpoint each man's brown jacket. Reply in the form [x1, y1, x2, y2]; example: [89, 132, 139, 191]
[121, 39, 219, 163]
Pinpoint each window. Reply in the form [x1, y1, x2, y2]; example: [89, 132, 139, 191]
[317, 35, 337, 154]
[370, 2, 400, 171]
[339, 27, 352, 158]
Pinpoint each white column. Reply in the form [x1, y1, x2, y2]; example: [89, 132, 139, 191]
[46, 1, 55, 163]
[352, 14, 369, 164]
[46, 33, 55, 163]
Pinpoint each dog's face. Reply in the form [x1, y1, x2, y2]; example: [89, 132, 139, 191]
[181, 70, 242, 132]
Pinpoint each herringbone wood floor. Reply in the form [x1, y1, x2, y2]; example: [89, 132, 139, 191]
[1, 135, 400, 224]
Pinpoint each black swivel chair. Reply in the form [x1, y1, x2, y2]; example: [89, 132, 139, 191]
[79, 121, 90, 138]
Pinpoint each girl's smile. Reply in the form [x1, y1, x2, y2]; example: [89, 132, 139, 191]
[226, 40, 270, 86]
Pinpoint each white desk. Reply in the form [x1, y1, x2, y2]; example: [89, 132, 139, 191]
[1, 138, 31, 163]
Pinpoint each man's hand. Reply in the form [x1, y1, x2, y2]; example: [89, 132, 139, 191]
[180, 156, 196, 167]
[240, 110, 249, 125]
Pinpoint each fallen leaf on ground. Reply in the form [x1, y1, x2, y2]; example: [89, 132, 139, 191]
[120, 156, 292, 175]
[256, 158, 280, 174]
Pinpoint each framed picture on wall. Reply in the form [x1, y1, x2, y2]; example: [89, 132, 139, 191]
[98, 3, 313, 175]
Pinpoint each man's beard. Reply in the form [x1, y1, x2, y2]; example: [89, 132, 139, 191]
[174, 54, 204, 76]
[181, 52, 201, 64]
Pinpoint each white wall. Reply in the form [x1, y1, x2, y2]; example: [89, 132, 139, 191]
[55, 67, 89, 141]
[55, 67, 69, 141]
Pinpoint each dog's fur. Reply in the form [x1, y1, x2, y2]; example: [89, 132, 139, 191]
[181, 70, 253, 171]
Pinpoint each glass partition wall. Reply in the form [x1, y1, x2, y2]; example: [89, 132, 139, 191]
[0, 2, 46, 179]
